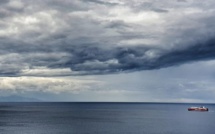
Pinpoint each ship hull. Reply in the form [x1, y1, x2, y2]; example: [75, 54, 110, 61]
[188, 107, 208, 111]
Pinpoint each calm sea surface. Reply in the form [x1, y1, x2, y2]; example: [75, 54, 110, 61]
[0, 102, 215, 134]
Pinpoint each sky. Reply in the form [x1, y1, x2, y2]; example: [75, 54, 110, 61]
[0, 0, 215, 102]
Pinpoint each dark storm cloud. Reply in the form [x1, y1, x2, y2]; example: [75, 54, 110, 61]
[2, 36, 214, 76]
[1, 0, 215, 76]
[45, 38, 215, 75]
[154, 39, 215, 68]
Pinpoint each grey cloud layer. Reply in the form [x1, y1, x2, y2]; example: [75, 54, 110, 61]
[1, 0, 215, 76]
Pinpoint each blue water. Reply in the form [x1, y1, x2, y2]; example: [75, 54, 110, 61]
[0, 102, 215, 134]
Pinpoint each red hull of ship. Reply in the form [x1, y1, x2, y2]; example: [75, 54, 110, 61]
[188, 107, 208, 111]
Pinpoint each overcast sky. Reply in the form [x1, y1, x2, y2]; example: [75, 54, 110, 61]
[1, 0, 215, 102]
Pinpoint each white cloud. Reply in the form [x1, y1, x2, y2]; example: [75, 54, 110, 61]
[21, 67, 72, 77]
[0, 77, 102, 94]
[7, 0, 24, 10]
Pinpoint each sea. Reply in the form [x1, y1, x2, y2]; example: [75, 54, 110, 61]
[0, 102, 215, 134]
